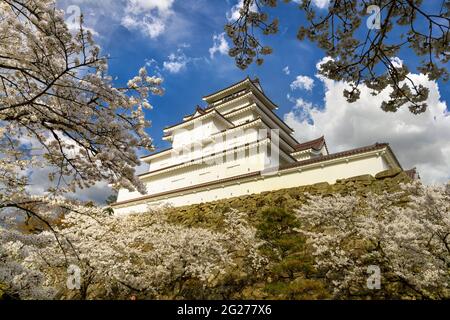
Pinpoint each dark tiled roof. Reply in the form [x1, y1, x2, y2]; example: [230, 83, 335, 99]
[293, 136, 326, 152]
[202, 76, 252, 101]
[281, 143, 390, 171]
[184, 105, 206, 119]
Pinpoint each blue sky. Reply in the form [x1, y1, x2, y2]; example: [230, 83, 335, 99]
[46, 0, 449, 201]
[57, 0, 354, 146]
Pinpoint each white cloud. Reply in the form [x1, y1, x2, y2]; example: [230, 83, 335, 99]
[163, 61, 185, 74]
[18, 135, 113, 204]
[283, 66, 290, 75]
[163, 50, 189, 73]
[284, 71, 450, 184]
[209, 33, 230, 58]
[27, 166, 112, 204]
[312, 0, 330, 8]
[227, 0, 258, 22]
[57, 0, 177, 40]
[290, 75, 315, 91]
[125, 0, 174, 13]
[64, 5, 99, 36]
[292, 0, 330, 9]
[121, 0, 175, 39]
[286, 94, 319, 123]
[145, 57, 158, 68]
[390, 57, 404, 68]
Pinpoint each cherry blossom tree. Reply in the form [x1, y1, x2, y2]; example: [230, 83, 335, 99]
[295, 182, 450, 299]
[0, 208, 266, 299]
[225, 0, 449, 113]
[0, 228, 57, 299]
[0, 0, 166, 298]
[0, 0, 163, 231]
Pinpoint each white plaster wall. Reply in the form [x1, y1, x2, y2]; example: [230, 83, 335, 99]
[226, 109, 257, 126]
[148, 153, 172, 171]
[215, 94, 253, 114]
[148, 119, 241, 172]
[116, 146, 268, 204]
[171, 118, 229, 149]
[114, 153, 392, 215]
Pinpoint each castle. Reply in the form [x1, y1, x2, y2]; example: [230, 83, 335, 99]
[112, 77, 403, 214]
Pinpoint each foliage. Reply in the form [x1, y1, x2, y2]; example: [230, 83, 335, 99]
[256, 207, 330, 299]
[225, 0, 449, 113]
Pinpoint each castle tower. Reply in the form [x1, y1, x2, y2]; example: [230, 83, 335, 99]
[113, 78, 401, 214]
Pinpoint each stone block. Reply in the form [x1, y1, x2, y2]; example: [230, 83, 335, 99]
[311, 182, 330, 189]
[375, 168, 402, 179]
[392, 171, 412, 183]
[346, 174, 375, 182]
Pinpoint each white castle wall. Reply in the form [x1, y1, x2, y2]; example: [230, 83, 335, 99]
[116, 142, 269, 204]
[114, 150, 391, 215]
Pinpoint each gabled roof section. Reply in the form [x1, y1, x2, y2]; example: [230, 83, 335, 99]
[166, 77, 288, 137]
[292, 136, 327, 153]
[202, 77, 253, 104]
[163, 108, 234, 133]
[284, 143, 401, 170]
[203, 77, 276, 109]
[252, 77, 263, 92]
[183, 105, 206, 121]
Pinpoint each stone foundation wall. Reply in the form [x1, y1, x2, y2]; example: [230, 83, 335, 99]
[165, 168, 413, 227]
